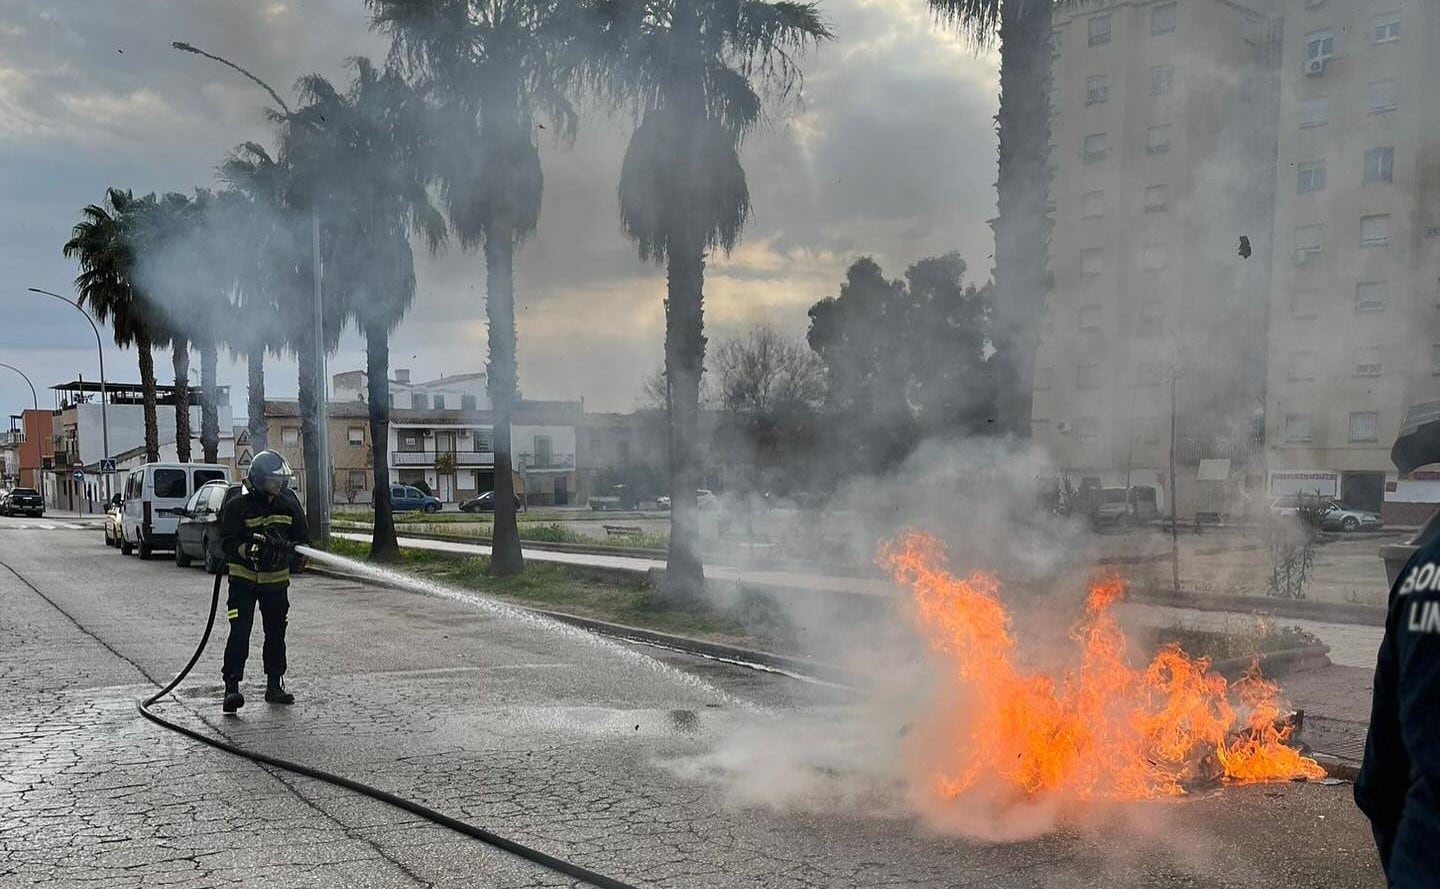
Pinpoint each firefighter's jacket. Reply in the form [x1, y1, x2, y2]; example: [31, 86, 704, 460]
[220, 488, 309, 585]
[1357, 537, 1440, 886]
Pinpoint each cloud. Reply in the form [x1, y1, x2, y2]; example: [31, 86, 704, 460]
[0, 0, 999, 416]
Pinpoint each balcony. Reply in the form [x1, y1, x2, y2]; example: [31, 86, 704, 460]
[393, 449, 495, 467]
[519, 453, 575, 471]
[0, 431, 24, 446]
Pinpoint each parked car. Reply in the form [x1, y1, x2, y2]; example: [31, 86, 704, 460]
[655, 495, 671, 510]
[458, 491, 522, 513]
[103, 494, 124, 546]
[696, 489, 721, 511]
[1319, 501, 1384, 532]
[2, 487, 44, 517]
[1094, 486, 1159, 526]
[174, 480, 243, 573]
[389, 484, 442, 513]
[118, 463, 230, 558]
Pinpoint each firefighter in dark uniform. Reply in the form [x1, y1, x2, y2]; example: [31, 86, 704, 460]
[220, 450, 308, 713]
[1356, 536, 1440, 886]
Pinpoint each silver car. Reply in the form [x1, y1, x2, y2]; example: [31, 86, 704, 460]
[1318, 501, 1384, 532]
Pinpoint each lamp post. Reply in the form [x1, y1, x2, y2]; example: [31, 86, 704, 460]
[25, 288, 111, 496]
[0, 363, 38, 410]
[173, 40, 330, 545]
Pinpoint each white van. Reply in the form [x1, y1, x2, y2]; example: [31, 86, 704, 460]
[119, 463, 230, 559]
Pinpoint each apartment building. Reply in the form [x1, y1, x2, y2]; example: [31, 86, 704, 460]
[1264, 0, 1440, 520]
[1037, 0, 1280, 518]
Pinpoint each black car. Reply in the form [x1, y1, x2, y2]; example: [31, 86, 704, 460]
[458, 491, 524, 513]
[3, 487, 43, 517]
[174, 480, 242, 573]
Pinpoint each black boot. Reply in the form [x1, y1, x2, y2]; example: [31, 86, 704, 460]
[222, 680, 245, 713]
[265, 676, 294, 705]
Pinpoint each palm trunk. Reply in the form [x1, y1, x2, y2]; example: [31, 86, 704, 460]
[662, 231, 707, 599]
[200, 339, 219, 464]
[137, 331, 160, 463]
[297, 339, 324, 545]
[366, 321, 400, 562]
[991, 0, 1055, 437]
[485, 219, 524, 576]
[172, 335, 191, 462]
[247, 342, 267, 451]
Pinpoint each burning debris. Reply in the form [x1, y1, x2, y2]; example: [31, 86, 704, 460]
[880, 531, 1324, 808]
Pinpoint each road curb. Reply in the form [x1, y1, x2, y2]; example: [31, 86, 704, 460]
[305, 564, 860, 686]
[1311, 754, 1361, 781]
[1209, 643, 1333, 680]
[1132, 588, 1386, 627]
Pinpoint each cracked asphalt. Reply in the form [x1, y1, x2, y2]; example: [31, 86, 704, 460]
[0, 523, 1386, 887]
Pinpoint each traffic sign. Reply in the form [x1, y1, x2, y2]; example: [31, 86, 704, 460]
[99, 458, 116, 473]
[71, 470, 85, 481]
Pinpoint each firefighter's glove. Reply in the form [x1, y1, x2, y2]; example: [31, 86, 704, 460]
[248, 533, 293, 573]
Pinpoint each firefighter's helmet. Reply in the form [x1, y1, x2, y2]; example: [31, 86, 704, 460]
[246, 449, 294, 496]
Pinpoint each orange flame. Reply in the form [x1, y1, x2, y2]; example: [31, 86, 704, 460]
[880, 530, 1325, 803]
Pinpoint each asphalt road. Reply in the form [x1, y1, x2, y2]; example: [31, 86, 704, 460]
[0, 525, 1386, 888]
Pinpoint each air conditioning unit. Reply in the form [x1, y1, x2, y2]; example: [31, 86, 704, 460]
[1057, 420, 1074, 434]
[422, 429, 434, 438]
[1305, 57, 1328, 76]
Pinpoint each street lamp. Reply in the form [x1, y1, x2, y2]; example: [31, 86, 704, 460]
[0, 363, 38, 410]
[25, 288, 111, 494]
[173, 40, 330, 545]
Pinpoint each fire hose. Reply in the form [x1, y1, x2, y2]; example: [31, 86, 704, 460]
[6, 536, 643, 889]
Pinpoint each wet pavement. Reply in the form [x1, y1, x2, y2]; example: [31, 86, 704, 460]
[0, 529, 1386, 888]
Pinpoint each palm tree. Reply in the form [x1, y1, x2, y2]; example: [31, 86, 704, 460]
[368, 0, 581, 576]
[587, 0, 830, 597]
[188, 189, 230, 465]
[220, 143, 297, 453]
[63, 188, 162, 462]
[290, 59, 447, 561]
[134, 191, 199, 463]
[928, 0, 1057, 438]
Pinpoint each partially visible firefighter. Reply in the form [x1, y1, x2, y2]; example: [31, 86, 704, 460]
[219, 449, 308, 713]
[1356, 536, 1440, 886]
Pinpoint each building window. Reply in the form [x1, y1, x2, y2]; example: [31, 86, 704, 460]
[1144, 185, 1169, 211]
[1357, 281, 1388, 312]
[533, 435, 553, 467]
[1088, 14, 1111, 46]
[1287, 351, 1316, 381]
[473, 430, 493, 452]
[411, 393, 428, 410]
[1086, 75, 1109, 104]
[1136, 418, 1162, 445]
[347, 426, 364, 445]
[461, 394, 478, 411]
[1294, 224, 1323, 260]
[1082, 190, 1105, 218]
[1374, 15, 1400, 44]
[1142, 243, 1168, 271]
[1151, 3, 1176, 36]
[401, 433, 420, 449]
[1349, 411, 1379, 443]
[347, 470, 368, 490]
[1081, 249, 1104, 277]
[1139, 299, 1164, 334]
[1361, 214, 1392, 247]
[1297, 161, 1326, 194]
[1369, 80, 1399, 113]
[1034, 366, 1055, 390]
[282, 427, 300, 446]
[1151, 65, 1173, 96]
[1364, 147, 1395, 184]
[1291, 288, 1320, 319]
[1284, 413, 1313, 443]
[1077, 362, 1101, 389]
[432, 393, 446, 410]
[1078, 304, 1102, 328]
[1077, 417, 1100, 440]
[1147, 125, 1172, 154]
[1084, 133, 1107, 162]
[1299, 97, 1330, 128]
[1306, 31, 1334, 62]
[1354, 346, 1382, 377]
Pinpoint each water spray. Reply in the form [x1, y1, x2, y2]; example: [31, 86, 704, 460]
[134, 544, 647, 889]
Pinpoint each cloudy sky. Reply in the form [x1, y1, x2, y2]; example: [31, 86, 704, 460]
[0, 0, 998, 419]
